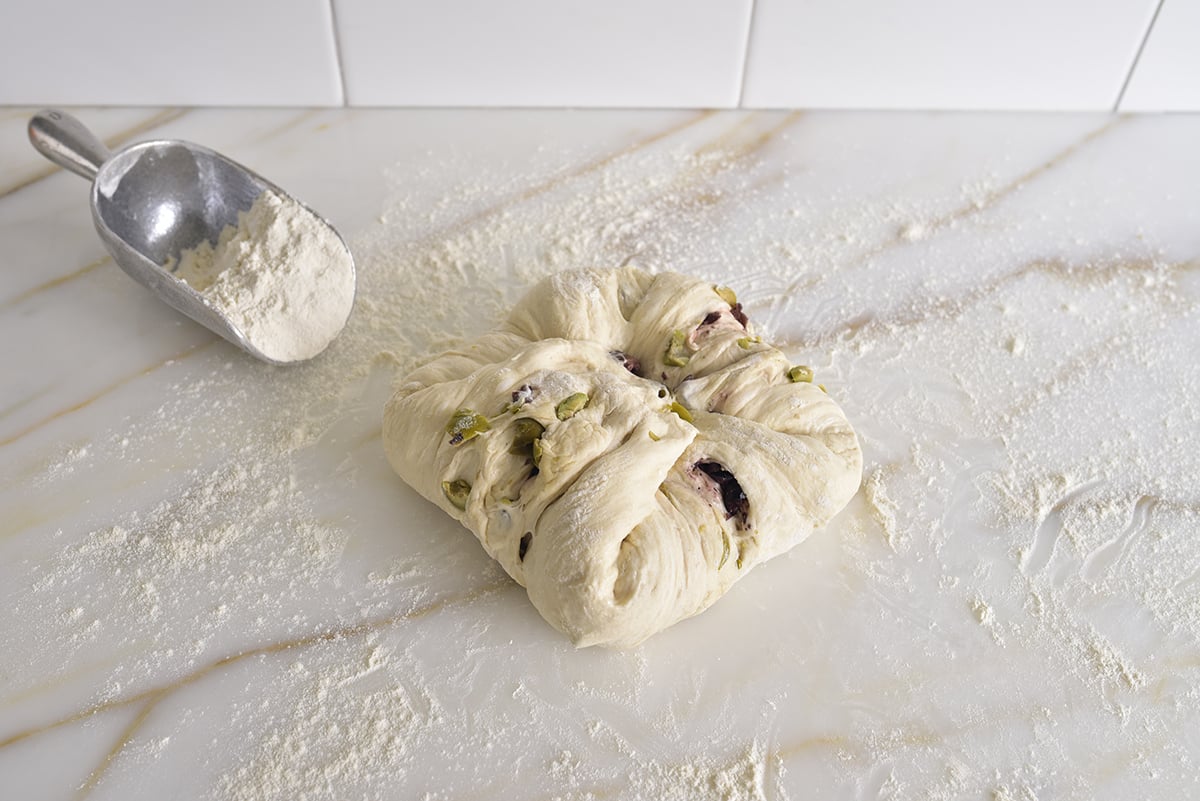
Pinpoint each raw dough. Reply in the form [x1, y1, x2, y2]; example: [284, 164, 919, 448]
[383, 267, 862, 647]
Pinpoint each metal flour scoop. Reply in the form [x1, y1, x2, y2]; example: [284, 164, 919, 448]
[27, 109, 355, 365]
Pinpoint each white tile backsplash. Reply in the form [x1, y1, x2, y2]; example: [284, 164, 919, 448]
[742, 0, 1160, 110]
[0, 0, 342, 106]
[0, 0, 1196, 110]
[333, 0, 752, 107]
[1119, 0, 1200, 111]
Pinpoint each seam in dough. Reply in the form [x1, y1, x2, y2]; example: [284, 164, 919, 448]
[383, 267, 862, 647]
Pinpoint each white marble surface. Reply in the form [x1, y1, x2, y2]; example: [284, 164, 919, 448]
[2, 108, 1200, 800]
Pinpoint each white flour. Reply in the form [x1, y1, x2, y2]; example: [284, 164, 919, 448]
[168, 190, 355, 363]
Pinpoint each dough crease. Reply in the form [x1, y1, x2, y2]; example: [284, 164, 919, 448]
[383, 267, 862, 647]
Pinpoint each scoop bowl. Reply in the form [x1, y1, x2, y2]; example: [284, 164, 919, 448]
[28, 109, 355, 365]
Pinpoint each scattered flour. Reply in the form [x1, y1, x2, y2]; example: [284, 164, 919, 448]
[899, 222, 928, 242]
[862, 466, 900, 549]
[621, 741, 773, 801]
[9, 112, 1200, 800]
[168, 189, 355, 363]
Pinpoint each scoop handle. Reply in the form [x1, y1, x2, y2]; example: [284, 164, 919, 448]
[28, 109, 111, 181]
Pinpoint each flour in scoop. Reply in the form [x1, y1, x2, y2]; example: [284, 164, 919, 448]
[167, 189, 355, 362]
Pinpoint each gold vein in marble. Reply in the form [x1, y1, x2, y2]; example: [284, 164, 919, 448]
[885, 116, 1128, 248]
[388, 113, 802, 383]
[0, 580, 510, 757]
[773, 734, 848, 757]
[781, 116, 1131, 297]
[0, 448, 192, 543]
[415, 109, 717, 248]
[1006, 331, 1158, 422]
[0, 109, 188, 202]
[1000, 260, 1199, 419]
[1, 645, 142, 709]
[695, 110, 803, 162]
[0, 339, 217, 449]
[783, 256, 1197, 349]
[693, 111, 763, 158]
[0, 254, 110, 310]
[765, 698, 1012, 767]
[75, 698, 162, 799]
[595, 112, 803, 263]
[0, 108, 36, 122]
[241, 108, 324, 147]
[0, 384, 53, 424]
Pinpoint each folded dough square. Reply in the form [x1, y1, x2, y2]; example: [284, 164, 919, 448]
[383, 267, 862, 647]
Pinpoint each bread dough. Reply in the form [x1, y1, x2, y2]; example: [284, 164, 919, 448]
[383, 267, 862, 647]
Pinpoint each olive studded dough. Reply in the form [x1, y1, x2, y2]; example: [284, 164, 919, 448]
[383, 267, 863, 647]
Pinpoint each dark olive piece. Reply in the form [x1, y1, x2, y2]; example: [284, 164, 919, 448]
[695, 461, 749, 529]
[610, 349, 643, 377]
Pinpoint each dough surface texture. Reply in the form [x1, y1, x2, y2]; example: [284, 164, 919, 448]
[383, 267, 862, 647]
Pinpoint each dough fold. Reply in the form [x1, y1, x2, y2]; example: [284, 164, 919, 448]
[383, 266, 862, 647]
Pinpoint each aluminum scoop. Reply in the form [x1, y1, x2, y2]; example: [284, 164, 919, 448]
[27, 109, 355, 365]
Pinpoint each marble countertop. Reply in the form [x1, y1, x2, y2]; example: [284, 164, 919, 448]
[2, 108, 1199, 801]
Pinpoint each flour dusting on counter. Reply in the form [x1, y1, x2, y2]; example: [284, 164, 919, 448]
[6, 112, 1200, 800]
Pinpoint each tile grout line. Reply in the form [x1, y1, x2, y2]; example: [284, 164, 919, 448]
[327, 0, 351, 107]
[736, 0, 759, 108]
[1113, 0, 1165, 112]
